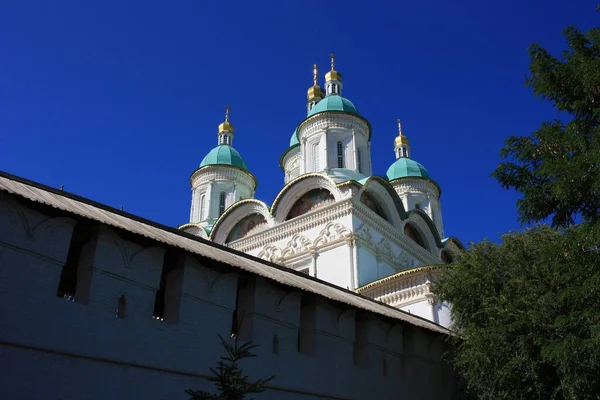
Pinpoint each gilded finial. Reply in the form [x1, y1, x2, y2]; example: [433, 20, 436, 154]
[218, 105, 234, 134]
[307, 64, 324, 100]
[395, 118, 409, 147]
[325, 53, 342, 83]
[224, 105, 230, 122]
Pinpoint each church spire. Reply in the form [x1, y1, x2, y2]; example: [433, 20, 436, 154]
[324, 53, 343, 96]
[394, 119, 410, 159]
[218, 105, 234, 146]
[306, 64, 324, 113]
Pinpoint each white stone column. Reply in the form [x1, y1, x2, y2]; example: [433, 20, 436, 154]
[346, 234, 359, 290]
[301, 137, 307, 174]
[367, 141, 372, 175]
[351, 129, 357, 171]
[310, 249, 319, 278]
[346, 235, 355, 290]
[189, 188, 196, 222]
[323, 129, 329, 171]
[206, 181, 213, 223]
[425, 277, 437, 323]
[426, 294, 437, 323]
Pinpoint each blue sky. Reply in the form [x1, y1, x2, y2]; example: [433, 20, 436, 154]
[0, 1, 596, 245]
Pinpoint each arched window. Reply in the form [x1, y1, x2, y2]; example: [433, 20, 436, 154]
[219, 192, 226, 216]
[357, 149, 362, 173]
[337, 141, 344, 168]
[200, 194, 206, 220]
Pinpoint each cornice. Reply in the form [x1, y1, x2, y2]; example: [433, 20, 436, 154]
[299, 113, 370, 143]
[356, 266, 445, 307]
[390, 177, 441, 199]
[230, 199, 353, 253]
[190, 165, 257, 190]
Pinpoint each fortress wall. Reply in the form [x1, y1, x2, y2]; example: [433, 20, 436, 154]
[0, 193, 455, 400]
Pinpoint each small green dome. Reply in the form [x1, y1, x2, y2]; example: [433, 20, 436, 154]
[199, 145, 248, 171]
[289, 128, 299, 147]
[308, 95, 361, 117]
[386, 158, 430, 181]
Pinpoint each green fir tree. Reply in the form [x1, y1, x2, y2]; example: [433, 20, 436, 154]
[186, 334, 275, 400]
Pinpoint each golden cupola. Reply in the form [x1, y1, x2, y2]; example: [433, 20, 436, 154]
[394, 119, 409, 146]
[218, 105, 234, 134]
[217, 105, 234, 146]
[325, 53, 342, 82]
[307, 64, 325, 101]
[394, 119, 411, 159]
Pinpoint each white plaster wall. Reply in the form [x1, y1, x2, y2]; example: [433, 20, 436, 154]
[399, 300, 433, 322]
[315, 245, 351, 289]
[437, 301, 453, 329]
[357, 246, 378, 287]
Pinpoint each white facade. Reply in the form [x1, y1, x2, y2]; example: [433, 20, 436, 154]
[182, 57, 462, 328]
[0, 178, 459, 400]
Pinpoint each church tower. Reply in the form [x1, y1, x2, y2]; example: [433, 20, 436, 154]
[295, 54, 372, 181]
[386, 120, 444, 237]
[183, 106, 257, 237]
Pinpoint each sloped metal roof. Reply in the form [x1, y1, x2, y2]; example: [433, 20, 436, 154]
[0, 171, 451, 335]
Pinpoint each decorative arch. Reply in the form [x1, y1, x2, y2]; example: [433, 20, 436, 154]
[313, 222, 351, 247]
[360, 192, 387, 220]
[178, 223, 209, 239]
[359, 176, 405, 228]
[404, 223, 427, 250]
[404, 210, 443, 254]
[210, 199, 273, 244]
[257, 244, 283, 263]
[285, 188, 335, 221]
[442, 236, 466, 251]
[281, 234, 313, 258]
[441, 249, 453, 264]
[271, 174, 342, 223]
[226, 213, 268, 243]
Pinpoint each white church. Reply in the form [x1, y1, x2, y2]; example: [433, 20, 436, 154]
[179, 55, 464, 328]
[0, 55, 466, 399]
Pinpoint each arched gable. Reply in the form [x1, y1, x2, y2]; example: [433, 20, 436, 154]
[404, 210, 443, 254]
[271, 174, 342, 223]
[359, 176, 405, 228]
[286, 188, 335, 221]
[210, 199, 273, 244]
[442, 236, 466, 251]
[439, 237, 464, 264]
[179, 223, 209, 239]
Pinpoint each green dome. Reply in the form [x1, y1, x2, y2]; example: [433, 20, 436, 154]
[386, 158, 430, 181]
[289, 128, 299, 147]
[199, 145, 248, 171]
[307, 95, 361, 117]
